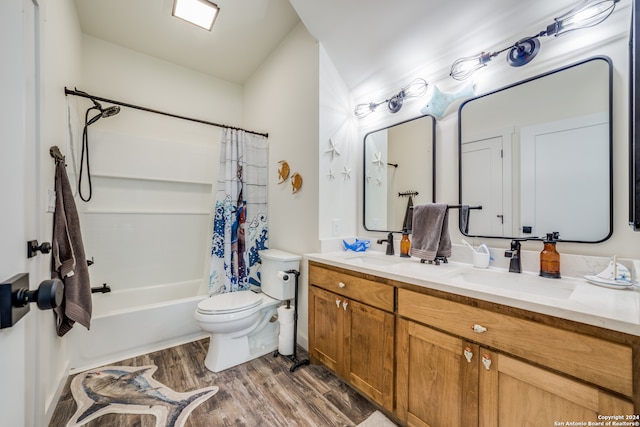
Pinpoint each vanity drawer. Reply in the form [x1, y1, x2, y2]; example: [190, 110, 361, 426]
[309, 264, 394, 312]
[397, 289, 633, 397]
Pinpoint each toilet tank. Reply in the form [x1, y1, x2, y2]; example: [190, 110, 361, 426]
[259, 249, 301, 300]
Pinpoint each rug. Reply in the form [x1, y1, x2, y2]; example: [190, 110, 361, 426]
[357, 410, 398, 426]
[66, 365, 218, 427]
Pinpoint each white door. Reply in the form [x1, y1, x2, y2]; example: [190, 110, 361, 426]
[0, 0, 39, 425]
[461, 129, 513, 237]
[520, 113, 609, 241]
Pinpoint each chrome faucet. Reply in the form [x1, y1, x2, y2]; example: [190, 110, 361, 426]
[505, 240, 522, 273]
[377, 232, 395, 256]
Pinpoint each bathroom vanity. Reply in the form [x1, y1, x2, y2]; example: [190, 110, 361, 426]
[306, 252, 639, 426]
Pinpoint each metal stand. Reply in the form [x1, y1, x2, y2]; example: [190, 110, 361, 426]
[273, 269, 310, 372]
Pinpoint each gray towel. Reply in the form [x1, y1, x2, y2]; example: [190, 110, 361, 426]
[409, 203, 451, 260]
[460, 205, 470, 234]
[52, 153, 92, 336]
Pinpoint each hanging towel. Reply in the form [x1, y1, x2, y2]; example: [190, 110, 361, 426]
[402, 195, 414, 232]
[51, 151, 92, 336]
[410, 203, 451, 260]
[460, 205, 470, 234]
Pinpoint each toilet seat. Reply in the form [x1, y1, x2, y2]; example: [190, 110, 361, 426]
[197, 290, 262, 315]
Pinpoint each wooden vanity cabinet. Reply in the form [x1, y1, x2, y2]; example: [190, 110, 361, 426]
[308, 263, 395, 411]
[397, 288, 635, 426]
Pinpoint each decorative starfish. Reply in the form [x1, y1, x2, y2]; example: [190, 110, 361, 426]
[325, 138, 341, 160]
[372, 152, 384, 167]
[342, 166, 352, 181]
[376, 177, 383, 186]
[327, 168, 335, 180]
[365, 171, 372, 183]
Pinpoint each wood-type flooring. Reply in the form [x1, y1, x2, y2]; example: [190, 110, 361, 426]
[49, 339, 378, 426]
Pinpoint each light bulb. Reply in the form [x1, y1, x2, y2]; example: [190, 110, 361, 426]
[450, 52, 496, 81]
[354, 102, 378, 119]
[400, 78, 428, 99]
[546, 0, 619, 36]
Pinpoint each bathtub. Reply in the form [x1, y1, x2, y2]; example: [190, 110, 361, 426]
[67, 279, 208, 373]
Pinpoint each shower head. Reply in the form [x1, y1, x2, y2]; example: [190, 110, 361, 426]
[86, 103, 120, 126]
[101, 105, 120, 118]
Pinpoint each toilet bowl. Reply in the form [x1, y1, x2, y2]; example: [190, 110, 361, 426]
[195, 290, 280, 372]
[195, 248, 301, 372]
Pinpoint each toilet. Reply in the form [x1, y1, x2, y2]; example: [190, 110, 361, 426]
[195, 249, 301, 372]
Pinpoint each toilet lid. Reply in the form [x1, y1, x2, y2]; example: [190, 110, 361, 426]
[197, 291, 262, 314]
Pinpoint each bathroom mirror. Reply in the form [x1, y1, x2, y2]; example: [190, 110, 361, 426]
[630, 0, 640, 230]
[364, 115, 436, 232]
[459, 56, 612, 243]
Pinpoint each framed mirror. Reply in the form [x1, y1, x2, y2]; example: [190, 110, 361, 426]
[630, 0, 640, 230]
[459, 56, 612, 243]
[363, 115, 436, 232]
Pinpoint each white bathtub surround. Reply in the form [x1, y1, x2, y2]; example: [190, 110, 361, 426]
[209, 128, 269, 294]
[67, 280, 208, 373]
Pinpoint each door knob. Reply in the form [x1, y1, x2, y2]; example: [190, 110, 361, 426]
[27, 240, 52, 258]
[14, 279, 64, 310]
[1, 273, 64, 329]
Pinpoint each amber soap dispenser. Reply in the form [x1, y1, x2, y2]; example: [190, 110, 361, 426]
[400, 229, 411, 258]
[540, 232, 560, 278]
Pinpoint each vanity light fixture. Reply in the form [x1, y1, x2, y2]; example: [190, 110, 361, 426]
[354, 78, 428, 119]
[172, 0, 220, 31]
[450, 0, 619, 80]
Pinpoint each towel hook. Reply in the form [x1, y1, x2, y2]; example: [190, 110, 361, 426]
[49, 146, 66, 166]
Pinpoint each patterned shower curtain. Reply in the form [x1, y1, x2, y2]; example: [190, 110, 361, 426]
[209, 128, 269, 294]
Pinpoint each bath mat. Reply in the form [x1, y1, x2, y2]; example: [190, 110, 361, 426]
[67, 365, 218, 427]
[357, 410, 398, 426]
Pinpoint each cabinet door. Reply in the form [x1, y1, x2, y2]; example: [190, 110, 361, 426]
[344, 299, 395, 411]
[479, 348, 634, 427]
[397, 318, 479, 427]
[309, 286, 344, 374]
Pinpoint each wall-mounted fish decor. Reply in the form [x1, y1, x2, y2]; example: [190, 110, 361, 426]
[291, 172, 303, 194]
[277, 160, 290, 184]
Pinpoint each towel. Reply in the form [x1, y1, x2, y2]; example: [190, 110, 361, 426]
[410, 203, 451, 260]
[402, 195, 414, 232]
[52, 152, 92, 336]
[460, 205, 470, 234]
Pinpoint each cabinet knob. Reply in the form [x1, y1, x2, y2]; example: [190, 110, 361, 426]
[482, 353, 492, 370]
[342, 301, 348, 310]
[338, 282, 346, 288]
[336, 299, 341, 308]
[472, 324, 487, 333]
[463, 346, 473, 363]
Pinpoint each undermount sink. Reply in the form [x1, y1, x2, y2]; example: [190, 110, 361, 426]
[446, 268, 577, 299]
[344, 253, 403, 266]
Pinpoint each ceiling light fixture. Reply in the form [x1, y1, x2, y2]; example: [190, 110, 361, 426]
[172, 0, 220, 31]
[450, 0, 619, 80]
[354, 78, 428, 119]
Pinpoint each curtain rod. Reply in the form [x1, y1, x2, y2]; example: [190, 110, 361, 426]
[64, 87, 269, 138]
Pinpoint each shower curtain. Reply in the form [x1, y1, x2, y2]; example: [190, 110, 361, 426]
[209, 128, 268, 294]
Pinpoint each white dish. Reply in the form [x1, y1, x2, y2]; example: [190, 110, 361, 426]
[584, 275, 633, 290]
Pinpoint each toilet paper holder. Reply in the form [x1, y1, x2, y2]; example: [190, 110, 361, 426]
[273, 269, 309, 373]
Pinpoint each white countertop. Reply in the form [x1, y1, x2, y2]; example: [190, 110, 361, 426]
[305, 251, 640, 337]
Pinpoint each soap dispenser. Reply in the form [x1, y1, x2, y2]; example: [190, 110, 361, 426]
[400, 229, 411, 258]
[540, 232, 561, 278]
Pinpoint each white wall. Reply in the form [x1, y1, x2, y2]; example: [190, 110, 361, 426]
[244, 22, 320, 348]
[39, 0, 83, 422]
[355, 2, 640, 260]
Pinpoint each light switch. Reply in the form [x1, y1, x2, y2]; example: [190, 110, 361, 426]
[46, 189, 56, 213]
